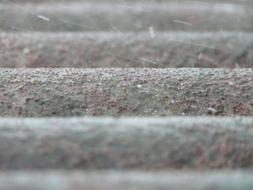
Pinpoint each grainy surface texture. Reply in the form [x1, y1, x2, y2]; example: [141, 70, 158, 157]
[0, 2, 252, 31]
[0, 0, 252, 188]
[0, 117, 252, 169]
[0, 170, 253, 190]
[0, 68, 252, 116]
[0, 32, 252, 68]
[1, 0, 253, 3]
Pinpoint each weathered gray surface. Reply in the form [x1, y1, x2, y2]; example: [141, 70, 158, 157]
[0, 32, 252, 68]
[0, 0, 252, 4]
[0, 170, 253, 190]
[0, 3, 252, 31]
[0, 117, 252, 169]
[0, 68, 252, 116]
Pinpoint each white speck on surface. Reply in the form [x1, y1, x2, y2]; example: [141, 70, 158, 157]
[149, 26, 155, 38]
[37, 15, 50, 22]
[227, 81, 234, 85]
[137, 84, 142, 88]
[173, 19, 192, 26]
[23, 48, 30, 54]
[207, 107, 217, 114]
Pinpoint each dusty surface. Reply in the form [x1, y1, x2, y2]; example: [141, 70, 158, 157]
[0, 117, 252, 169]
[0, 68, 252, 117]
[0, 170, 253, 190]
[0, 32, 252, 68]
[1, 0, 253, 4]
[0, 0, 252, 184]
[0, 2, 252, 31]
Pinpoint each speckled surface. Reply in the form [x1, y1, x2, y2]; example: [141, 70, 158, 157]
[0, 32, 252, 68]
[0, 117, 252, 169]
[0, 2, 252, 31]
[0, 170, 253, 190]
[0, 68, 252, 116]
[0, 0, 253, 186]
[1, 0, 253, 3]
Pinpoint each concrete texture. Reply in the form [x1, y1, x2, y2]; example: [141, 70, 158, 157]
[0, 68, 252, 116]
[1, 0, 253, 4]
[0, 170, 253, 190]
[0, 2, 252, 31]
[0, 32, 252, 68]
[0, 117, 252, 169]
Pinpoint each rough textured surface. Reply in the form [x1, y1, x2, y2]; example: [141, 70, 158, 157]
[1, 0, 253, 3]
[0, 117, 252, 169]
[0, 170, 253, 190]
[0, 32, 252, 68]
[0, 68, 252, 116]
[0, 0, 252, 187]
[0, 2, 252, 31]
